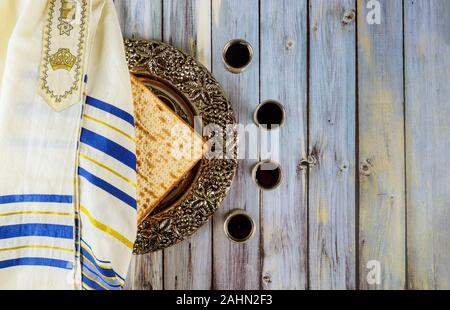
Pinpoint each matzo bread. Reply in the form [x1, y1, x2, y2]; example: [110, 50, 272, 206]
[131, 74, 205, 224]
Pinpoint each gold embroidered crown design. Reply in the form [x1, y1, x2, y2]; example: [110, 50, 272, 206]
[49, 48, 76, 71]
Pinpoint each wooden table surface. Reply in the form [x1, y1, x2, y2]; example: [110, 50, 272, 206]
[114, 0, 450, 290]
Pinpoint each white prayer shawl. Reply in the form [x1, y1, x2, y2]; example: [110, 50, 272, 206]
[0, 0, 136, 290]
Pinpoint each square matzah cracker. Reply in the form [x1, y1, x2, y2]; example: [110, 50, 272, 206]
[131, 75, 205, 224]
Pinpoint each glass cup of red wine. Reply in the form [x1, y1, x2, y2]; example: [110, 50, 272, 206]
[252, 160, 283, 191]
[224, 209, 256, 243]
[253, 100, 286, 130]
[222, 39, 254, 74]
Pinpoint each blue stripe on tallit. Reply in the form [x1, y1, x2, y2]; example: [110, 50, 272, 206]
[83, 263, 122, 289]
[78, 167, 136, 209]
[0, 257, 73, 270]
[81, 239, 125, 282]
[82, 273, 107, 290]
[86, 96, 135, 126]
[80, 128, 136, 170]
[80, 96, 135, 290]
[0, 224, 73, 239]
[81, 246, 118, 279]
[0, 195, 72, 204]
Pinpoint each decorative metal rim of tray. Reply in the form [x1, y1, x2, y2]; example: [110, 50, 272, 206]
[125, 39, 238, 254]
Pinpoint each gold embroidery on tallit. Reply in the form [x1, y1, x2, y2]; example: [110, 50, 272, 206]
[50, 48, 76, 71]
[39, 0, 88, 109]
[58, 18, 74, 36]
[58, 0, 77, 35]
[61, 0, 77, 19]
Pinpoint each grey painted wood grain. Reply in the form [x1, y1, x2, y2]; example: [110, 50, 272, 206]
[260, 0, 308, 290]
[115, 0, 164, 290]
[405, 0, 450, 290]
[163, 0, 211, 67]
[124, 252, 163, 290]
[115, 0, 163, 41]
[162, 0, 213, 290]
[309, 0, 357, 289]
[357, 0, 406, 290]
[211, 0, 261, 290]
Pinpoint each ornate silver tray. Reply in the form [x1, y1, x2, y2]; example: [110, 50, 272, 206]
[125, 39, 238, 254]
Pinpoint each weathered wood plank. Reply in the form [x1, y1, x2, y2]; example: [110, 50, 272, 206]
[405, 0, 450, 290]
[162, 0, 213, 290]
[211, 0, 261, 289]
[115, 0, 163, 41]
[309, 0, 357, 290]
[115, 0, 164, 290]
[124, 253, 163, 290]
[259, 0, 308, 290]
[357, 0, 406, 290]
[163, 0, 211, 67]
